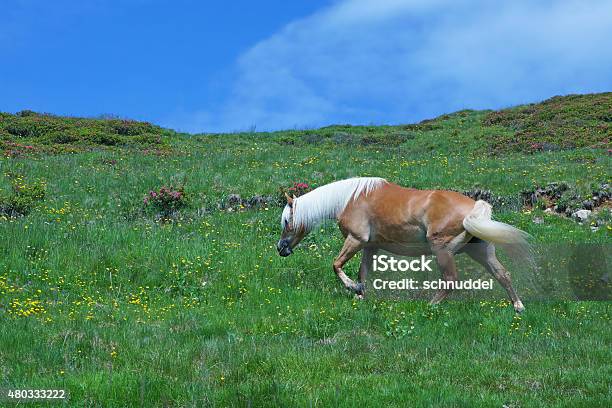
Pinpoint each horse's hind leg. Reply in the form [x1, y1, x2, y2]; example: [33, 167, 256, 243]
[465, 241, 525, 313]
[427, 229, 473, 305]
[356, 247, 377, 298]
[429, 248, 458, 305]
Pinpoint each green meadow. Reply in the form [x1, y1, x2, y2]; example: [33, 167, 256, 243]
[1, 94, 610, 406]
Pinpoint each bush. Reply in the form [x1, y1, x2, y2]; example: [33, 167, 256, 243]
[87, 131, 122, 146]
[44, 130, 81, 144]
[109, 119, 157, 136]
[0, 174, 46, 217]
[5, 121, 40, 138]
[287, 182, 312, 197]
[131, 133, 162, 145]
[143, 185, 188, 218]
[17, 110, 38, 117]
[278, 182, 313, 203]
[303, 133, 326, 145]
[360, 131, 413, 146]
[331, 132, 356, 145]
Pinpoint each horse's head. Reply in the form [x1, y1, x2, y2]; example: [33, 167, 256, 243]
[277, 193, 306, 257]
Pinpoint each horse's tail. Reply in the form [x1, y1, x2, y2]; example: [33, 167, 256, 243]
[463, 200, 533, 263]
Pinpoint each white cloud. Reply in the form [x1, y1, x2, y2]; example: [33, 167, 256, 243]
[170, 0, 612, 133]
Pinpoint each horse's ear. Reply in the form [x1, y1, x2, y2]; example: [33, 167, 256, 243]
[284, 192, 293, 207]
[292, 194, 297, 200]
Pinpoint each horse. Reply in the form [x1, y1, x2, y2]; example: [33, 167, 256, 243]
[276, 177, 532, 312]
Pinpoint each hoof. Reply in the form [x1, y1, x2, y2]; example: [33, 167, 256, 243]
[513, 301, 525, 313]
[353, 282, 365, 295]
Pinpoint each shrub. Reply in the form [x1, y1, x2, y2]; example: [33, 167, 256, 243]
[44, 130, 81, 144]
[131, 133, 162, 145]
[360, 131, 412, 146]
[5, 121, 39, 138]
[87, 131, 122, 146]
[287, 182, 312, 197]
[278, 182, 313, 203]
[17, 110, 38, 117]
[331, 132, 356, 145]
[0, 174, 46, 217]
[303, 133, 326, 145]
[109, 119, 157, 136]
[1, 141, 36, 157]
[143, 185, 188, 218]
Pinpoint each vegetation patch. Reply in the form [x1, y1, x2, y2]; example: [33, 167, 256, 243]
[0, 110, 176, 151]
[1, 141, 37, 157]
[143, 184, 189, 219]
[483, 93, 611, 153]
[276, 126, 416, 147]
[0, 173, 46, 217]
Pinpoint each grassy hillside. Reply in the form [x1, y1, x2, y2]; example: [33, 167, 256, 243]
[0, 93, 610, 407]
[0, 110, 177, 143]
[2, 92, 610, 156]
[484, 92, 611, 153]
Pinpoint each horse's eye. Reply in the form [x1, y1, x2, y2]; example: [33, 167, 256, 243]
[284, 219, 289, 228]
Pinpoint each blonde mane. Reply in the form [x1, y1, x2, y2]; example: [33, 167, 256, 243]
[282, 177, 386, 231]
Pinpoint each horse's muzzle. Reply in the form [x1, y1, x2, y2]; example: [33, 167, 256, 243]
[277, 239, 293, 257]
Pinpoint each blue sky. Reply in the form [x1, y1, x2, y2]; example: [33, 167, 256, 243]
[2, 0, 611, 133]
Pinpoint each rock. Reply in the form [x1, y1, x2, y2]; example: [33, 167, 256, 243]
[525, 192, 537, 206]
[582, 200, 594, 210]
[226, 194, 242, 206]
[590, 226, 599, 232]
[592, 194, 604, 207]
[544, 208, 554, 214]
[532, 217, 544, 224]
[542, 142, 560, 152]
[247, 195, 270, 208]
[571, 209, 592, 222]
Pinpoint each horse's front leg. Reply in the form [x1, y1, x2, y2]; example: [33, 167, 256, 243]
[333, 234, 364, 294]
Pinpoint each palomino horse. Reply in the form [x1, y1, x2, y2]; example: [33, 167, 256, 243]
[277, 177, 531, 312]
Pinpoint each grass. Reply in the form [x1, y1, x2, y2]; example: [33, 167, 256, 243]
[0, 93, 611, 407]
